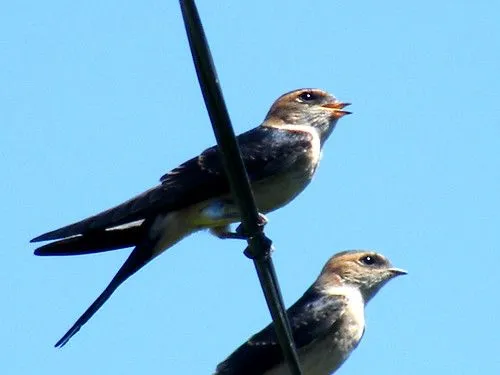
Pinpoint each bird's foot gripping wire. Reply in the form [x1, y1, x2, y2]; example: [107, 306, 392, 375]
[210, 213, 268, 240]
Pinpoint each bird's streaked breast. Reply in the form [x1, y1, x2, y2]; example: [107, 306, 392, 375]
[251, 125, 322, 213]
[268, 123, 322, 172]
[323, 285, 365, 343]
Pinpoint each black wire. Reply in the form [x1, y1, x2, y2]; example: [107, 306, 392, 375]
[178, 1, 303, 374]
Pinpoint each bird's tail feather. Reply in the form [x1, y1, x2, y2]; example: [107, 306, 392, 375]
[53, 213, 194, 347]
[33, 227, 144, 256]
[54, 237, 156, 348]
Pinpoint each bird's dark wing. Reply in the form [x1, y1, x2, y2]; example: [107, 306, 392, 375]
[31, 126, 314, 243]
[215, 288, 346, 375]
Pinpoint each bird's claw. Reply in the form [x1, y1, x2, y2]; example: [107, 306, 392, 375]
[212, 213, 268, 240]
[234, 213, 268, 239]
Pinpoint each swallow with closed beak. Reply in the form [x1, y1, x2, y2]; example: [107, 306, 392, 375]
[215, 250, 406, 375]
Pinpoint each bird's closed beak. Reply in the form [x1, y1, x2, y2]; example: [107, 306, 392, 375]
[322, 101, 352, 118]
[388, 268, 408, 277]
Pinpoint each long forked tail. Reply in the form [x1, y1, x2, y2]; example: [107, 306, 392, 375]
[55, 239, 155, 347]
[53, 212, 195, 347]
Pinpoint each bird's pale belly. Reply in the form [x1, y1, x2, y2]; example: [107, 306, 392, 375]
[192, 163, 317, 228]
[190, 158, 318, 228]
[252, 166, 316, 213]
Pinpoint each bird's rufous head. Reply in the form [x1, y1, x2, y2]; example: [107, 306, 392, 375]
[263, 88, 351, 144]
[316, 250, 406, 302]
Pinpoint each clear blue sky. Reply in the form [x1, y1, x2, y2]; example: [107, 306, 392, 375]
[2, 1, 499, 374]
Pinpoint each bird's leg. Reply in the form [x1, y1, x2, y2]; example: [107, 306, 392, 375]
[210, 213, 268, 240]
[210, 225, 245, 240]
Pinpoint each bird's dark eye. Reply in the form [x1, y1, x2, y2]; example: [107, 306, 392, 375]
[359, 255, 379, 266]
[298, 91, 319, 102]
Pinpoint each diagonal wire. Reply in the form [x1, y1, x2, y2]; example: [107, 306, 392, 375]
[179, 1, 303, 374]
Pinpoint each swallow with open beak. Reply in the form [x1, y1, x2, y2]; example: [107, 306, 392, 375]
[215, 250, 406, 375]
[31, 88, 351, 347]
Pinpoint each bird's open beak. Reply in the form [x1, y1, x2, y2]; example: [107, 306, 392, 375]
[388, 268, 408, 277]
[322, 101, 352, 118]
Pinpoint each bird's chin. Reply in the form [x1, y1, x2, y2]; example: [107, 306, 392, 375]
[318, 121, 338, 144]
